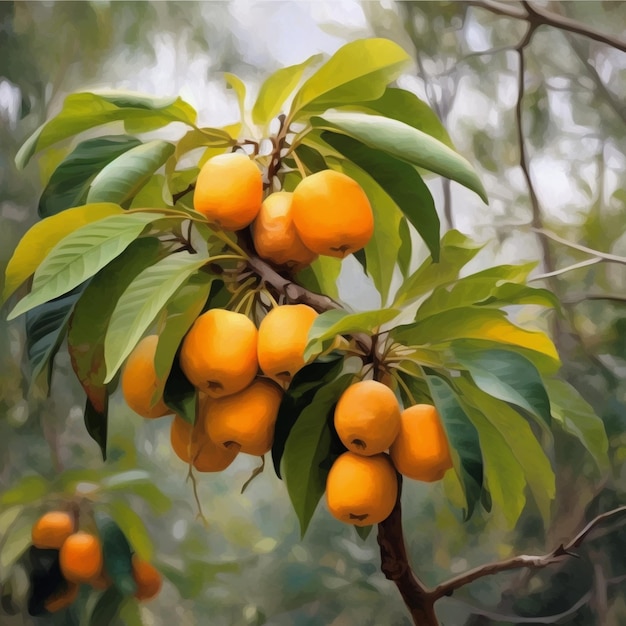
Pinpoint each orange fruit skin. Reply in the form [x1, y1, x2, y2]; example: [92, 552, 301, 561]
[193, 153, 263, 231]
[291, 170, 374, 258]
[121, 335, 171, 419]
[251, 192, 318, 269]
[334, 380, 401, 456]
[31, 511, 75, 549]
[326, 452, 397, 526]
[132, 555, 162, 601]
[205, 379, 283, 456]
[59, 533, 103, 583]
[170, 411, 239, 472]
[257, 304, 318, 387]
[180, 309, 259, 399]
[390, 404, 453, 482]
[44, 582, 78, 612]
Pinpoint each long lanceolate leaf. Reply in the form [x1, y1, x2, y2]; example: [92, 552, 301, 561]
[103, 252, 211, 383]
[311, 111, 488, 203]
[7, 212, 169, 320]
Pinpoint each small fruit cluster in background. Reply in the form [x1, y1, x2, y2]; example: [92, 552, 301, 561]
[27, 508, 161, 616]
[327, 380, 453, 527]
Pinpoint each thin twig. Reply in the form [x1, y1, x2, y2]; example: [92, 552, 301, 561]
[172, 183, 196, 204]
[532, 227, 626, 265]
[240, 456, 265, 494]
[528, 257, 603, 282]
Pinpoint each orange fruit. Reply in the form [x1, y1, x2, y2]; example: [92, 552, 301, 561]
[59, 532, 103, 583]
[31, 511, 75, 549]
[132, 555, 162, 601]
[251, 192, 318, 269]
[170, 412, 239, 472]
[180, 308, 259, 398]
[390, 404, 453, 482]
[257, 304, 318, 387]
[121, 335, 171, 419]
[326, 452, 397, 526]
[334, 380, 401, 456]
[291, 170, 374, 258]
[205, 379, 283, 456]
[193, 153, 263, 231]
[44, 582, 78, 612]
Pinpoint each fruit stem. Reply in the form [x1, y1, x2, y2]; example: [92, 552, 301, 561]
[291, 150, 307, 179]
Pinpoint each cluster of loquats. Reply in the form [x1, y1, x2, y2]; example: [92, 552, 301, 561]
[327, 380, 454, 527]
[194, 152, 375, 269]
[28, 510, 161, 615]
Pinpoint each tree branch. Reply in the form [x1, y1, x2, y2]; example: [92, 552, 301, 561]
[431, 505, 626, 600]
[532, 227, 626, 265]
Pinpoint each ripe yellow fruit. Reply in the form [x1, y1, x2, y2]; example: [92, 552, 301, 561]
[59, 533, 103, 583]
[193, 153, 263, 230]
[169, 412, 239, 472]
[291, 170, 374, 258]
[121, 335, 171, 419]
[390, 404, 453, 482]
[251, 192, 318, 269]
[44, 582, 79, 613]
[326, 452, 397, 526]
[205, 379, 283, 456]
[180, 308, 259, 398]
[334, 380, 401, 456]
[31, 511, 75, 549]
[257, 304, 318, 387]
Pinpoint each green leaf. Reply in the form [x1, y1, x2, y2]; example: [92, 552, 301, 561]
[426, 375, 483, 520]
[103, 252, 209, 383]
[224, 73, 247, 119]
[295, 256, 342, 302]
[454, 347, 552, 427]
[398, 217, 412, 278]
[129, 174, 169, 210]
[458, 378, 555, 524]
[25, 284, 85, 394]
[119, 598, 144, 626]
[305, 308, 400, 361]
[84, 396, 108, 462]
[153, 272, 213, 403]
[105, 502, 154, 562]
[324, 132, 440, 263]
[347, 87, 455, 149]
[312, 111, 487, 203]
[88, 585, 125, 626]
[2, 203, 123, 303]
[272, 356, 344, 478]
[8, 212, 167, 320]
[393, 230, 483, 307]
[545, 379, 609, 474]
[252, 54, 322, 126]
[163, 351, 197, 425]
[101, 473, 171, 515]
[38, 136, 142, 218]
[282, 373, 354, 537]
[1, 475, 49, 506]
[354, 525, 373, 541]
[290, 38, 411, 116]
[68, 238, 164, 412]
[95, 513, 137, 596]
[173, 128, 235, 161]
[16, 91, 196, 168]
[86, 140, 174, 206]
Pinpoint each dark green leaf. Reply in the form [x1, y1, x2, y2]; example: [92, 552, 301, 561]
[88, 585, 125, 626]
[294, 143, 327, 174]
[282, 373, 354, 537]
[84, 395, 108, 462]
[38, 136, 142, 218]
[26, 547, 65, 617]
[163, 351, 197, 425]
[354, 525, 373, 541]
[322, 132, 440, 261]
[95, 514, 137, 597]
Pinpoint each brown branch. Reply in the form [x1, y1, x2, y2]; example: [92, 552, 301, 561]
[431, 504, 626, 599]
[172, 183, 195, 204]
[468, 0, 626, 53]
[564, 293, 626, 306]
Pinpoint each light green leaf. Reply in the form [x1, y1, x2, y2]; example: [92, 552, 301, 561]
[305, 308, 400, 361]
[398, 217, 412, 278]
[458, 378, 555, 524]
[129, 174, 169, 210]
[252, 54, 322, 126]
[87, 140, 174, 205]
[0, 522, 33, 573]
[312, 111, 487, 203]
[225, 73, 247, 119]
[106, 501, 154, 561]
[546, 379, 609, 473]
[454, 347, 552, 427]
[323, 132, 440, 264]
[16, 91, 196, 168]
[282, 373, 355, 537]
[290, 38, 411, 117]
[2, 203, 123, 303]
[296, 256, 342, 302]
[8, 212, 166, 320]
[174, 128, 235, 161]
[393, 230, 483, 307]
[103, 252, 209, 383]
[1, 475, 49, 506]
[38, 135, 142, 218]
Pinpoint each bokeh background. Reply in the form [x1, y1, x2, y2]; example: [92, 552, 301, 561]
[1, 2, 625, 624]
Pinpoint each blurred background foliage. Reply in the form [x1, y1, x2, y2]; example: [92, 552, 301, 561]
[1, 1, 625, 624]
